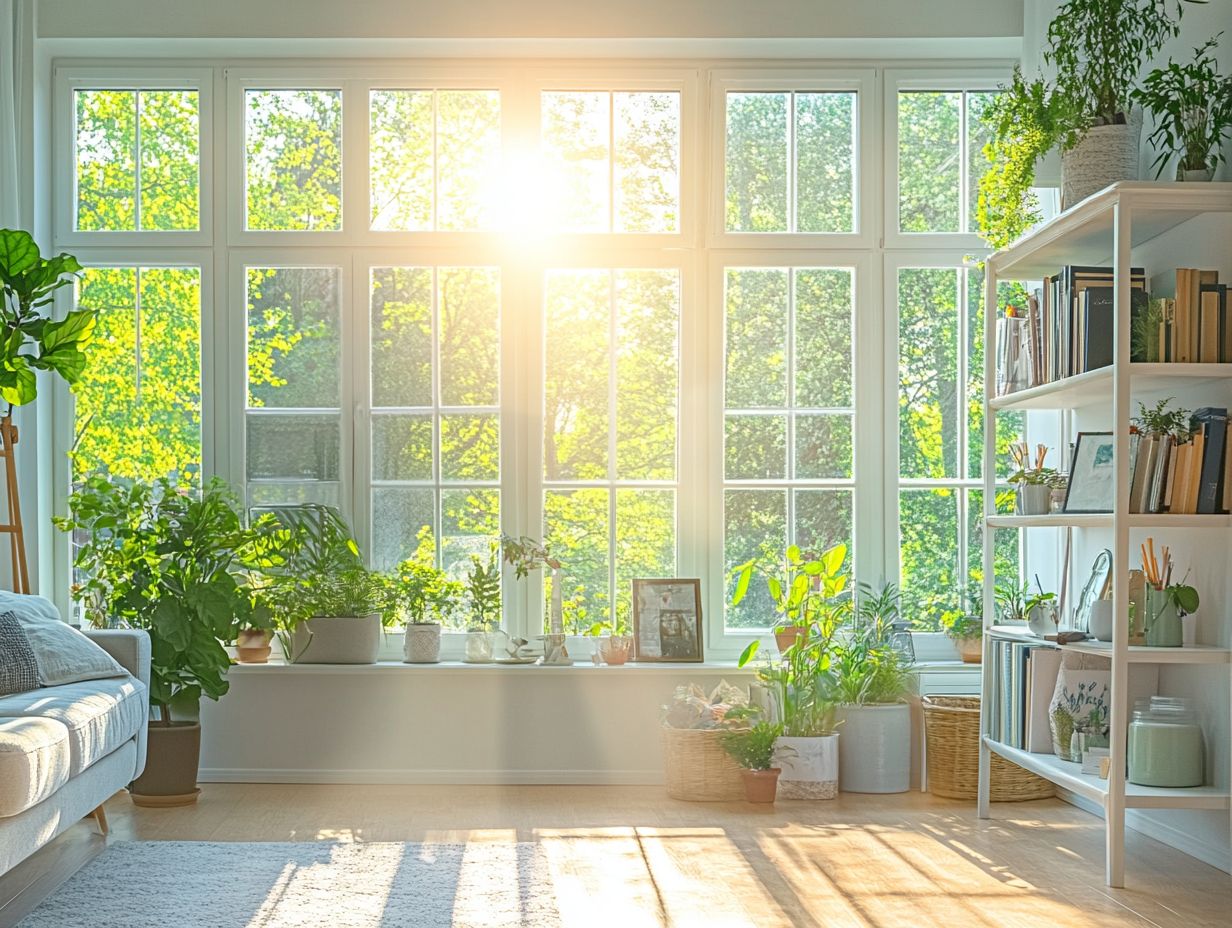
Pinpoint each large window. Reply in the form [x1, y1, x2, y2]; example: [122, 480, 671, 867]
[55, 63, 1011, 653]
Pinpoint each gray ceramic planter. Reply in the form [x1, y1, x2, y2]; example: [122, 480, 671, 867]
[287, 614, 381, 664]
[834, 703, 911, 794]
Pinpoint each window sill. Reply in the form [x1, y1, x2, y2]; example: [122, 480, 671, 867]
[227, 658, 751, 676]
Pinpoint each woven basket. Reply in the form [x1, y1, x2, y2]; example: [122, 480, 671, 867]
[661, 726, 745, 801]
[922, 695, 1054, 802]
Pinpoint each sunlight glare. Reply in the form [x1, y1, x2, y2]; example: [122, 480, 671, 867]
[490, 144, 563, 248]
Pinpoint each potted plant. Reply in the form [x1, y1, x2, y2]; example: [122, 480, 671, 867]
[1008, 442, 1057, 515]
[463, 545, 502, 662]
[734, 543, 850, 800]
[830, 583, 914, 794]
[390, 527, 458, 664]
[501, 533, 570, 665]
[732, 543, 845, 653]
[585, 619, 634, 665]
[1132, 36, 1232, 181]
[1134, 397, 1192, 442]
[256, 505, 390, 664]
[720, 719, 786, 803]
[942, 612, 983, 663]
[55, 475, 257, 806]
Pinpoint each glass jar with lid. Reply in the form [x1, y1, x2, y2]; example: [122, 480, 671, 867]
[1127, 696, 1204, 788]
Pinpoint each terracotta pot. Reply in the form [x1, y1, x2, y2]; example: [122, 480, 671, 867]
[130, 721, 202, 807]
[956, 636, 982, 664]
[235, 629, 273, 664]
[598, 635, 633, 665]
[741, 768, 782, 803]
[774, 626, 805, 652]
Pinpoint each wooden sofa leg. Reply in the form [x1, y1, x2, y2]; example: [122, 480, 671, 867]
[89, 804, 109, 836]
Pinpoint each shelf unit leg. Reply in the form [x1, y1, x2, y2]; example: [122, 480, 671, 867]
[977, 258, 998, 822]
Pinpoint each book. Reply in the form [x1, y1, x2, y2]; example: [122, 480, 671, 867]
[1130, 434, 1157, 514]
[1199, 286, 1222, 363]
[1170, 440, 1191, 513]
[1026, 648, 1062, 754]
[1149, 434, 1173, 513]
[1164, 440, 1181, 511]
[1176, 269, 1192, 363]
[1192, 408, 1228, 514]
[1186, 428, 1206, 514]
[1082, 287, 1115, 370]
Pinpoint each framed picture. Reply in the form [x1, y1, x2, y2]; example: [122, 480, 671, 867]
[632, 579, 703, 662]
[1064, 431, 1115, 513]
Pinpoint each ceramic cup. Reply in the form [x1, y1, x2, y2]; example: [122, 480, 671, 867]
[1088, 600, 1114, 642]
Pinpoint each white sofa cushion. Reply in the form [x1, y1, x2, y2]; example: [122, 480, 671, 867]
[0, 676, 147, 777]
[0, 717, 71, 818]
[0, 593, 127, 686]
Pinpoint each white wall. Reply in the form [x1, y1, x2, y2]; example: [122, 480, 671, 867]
[35, 0, 1025, 40]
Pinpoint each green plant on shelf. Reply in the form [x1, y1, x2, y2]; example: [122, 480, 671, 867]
[1007, 441, 1056, 486]
[1133, 397, 1192, 441]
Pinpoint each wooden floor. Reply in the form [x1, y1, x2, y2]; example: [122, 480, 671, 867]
[1, 785, 1229, 927]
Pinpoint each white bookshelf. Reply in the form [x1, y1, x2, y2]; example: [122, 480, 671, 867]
[977, 181, 1232, 888]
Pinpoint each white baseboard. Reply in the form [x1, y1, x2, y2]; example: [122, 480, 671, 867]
[198, 768, 665, 786]
[1055, 788, 1232, 874]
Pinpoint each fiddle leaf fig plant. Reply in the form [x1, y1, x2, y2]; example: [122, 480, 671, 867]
[0, 228, 95, 407]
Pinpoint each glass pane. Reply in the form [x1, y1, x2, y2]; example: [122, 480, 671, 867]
[372, 414, 432, 481]
[441, 414, 499, 481]
[247, 267, 340, 409]
[794, 268, 853, 408]
[725, 415, 786, 480]
[441, 488, 500, 575]
[967, 488, 1019, 593]
[246, 414, 340, 481]
[439, 267, 500, 407]
[541, 91, 609, 233]
[370, 266, 432, 408]
[795, 92, 855, 233]
[138, 90, 199, 231]
[898, 267, 960, 479]
[725, 92, 788, 232]
[724, 489, 786, 628]
[613, 92, 679, 233]
[795, 489, 853, 558]
[795, 414, 853, 479]
[75, 90, 136, 231]
[899, 489, 961, 629]
[437, 90, 501, 231]
[725, 269, 787, 408]
[372, 487, 434, 572]
[966, 92, 998, 232]
[615, 489, 675, 632]
[544, 489, 610, 634]
[246, 89, 342, 231]
[248, 482, 339, 509]
[616, 269, 678, 480]
[898, 91, 961, 233]
[544, 270, 609, 480]
[369, 90, 432, 231]
[967, 268, 1026, 479]
[72, 267, 202, 484]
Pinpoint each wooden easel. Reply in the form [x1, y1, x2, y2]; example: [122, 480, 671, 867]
[0, 414, 30, 594]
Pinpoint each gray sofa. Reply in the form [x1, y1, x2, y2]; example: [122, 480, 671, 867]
[0, 629, 150, 876]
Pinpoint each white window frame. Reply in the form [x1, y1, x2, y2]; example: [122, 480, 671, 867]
[54, 67, 215, 248]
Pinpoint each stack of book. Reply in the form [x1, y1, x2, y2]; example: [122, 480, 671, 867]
[1129, 407, 1231, 514]
[989, 638, 1061, 752]
[1141, 269, 1230, 363]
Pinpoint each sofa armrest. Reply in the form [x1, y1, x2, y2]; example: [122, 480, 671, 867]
[84, 629, 151, 690]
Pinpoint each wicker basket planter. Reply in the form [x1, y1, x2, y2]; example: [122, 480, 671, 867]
[922, 695, 1054, 802]
[661, 726, 745, 801]
[1061, 111, 1142, 209]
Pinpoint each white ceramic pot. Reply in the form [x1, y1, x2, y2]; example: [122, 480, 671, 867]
[403, 622, 441, 663]
[1087, 600, 1114, 642]
[833, 704, 910, 794]
[1027, 603, 1057, 637]
[287, 614, 381, 664]
[1179, 167, 1213, 182]
[463, 630, 494, 663]
[1061, 111, 1142, 209]
[774, 734, 839, 800]
[1016, 484, 1052, 516]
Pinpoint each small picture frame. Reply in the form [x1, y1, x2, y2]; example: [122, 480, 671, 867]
[1064, 431, 1115, 513]
[632, 579, 703, 662]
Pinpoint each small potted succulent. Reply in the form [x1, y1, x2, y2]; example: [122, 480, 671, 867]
[942, 611, 983, 664]
[720, 719, 786, 803]
[1008, 442, 1056, 515]
[1132, 36, 1232, 181]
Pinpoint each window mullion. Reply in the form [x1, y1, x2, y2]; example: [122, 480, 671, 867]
[607, 270, 619, 621]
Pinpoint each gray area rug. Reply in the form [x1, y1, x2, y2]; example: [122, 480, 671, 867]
[21, 841, 563, 927]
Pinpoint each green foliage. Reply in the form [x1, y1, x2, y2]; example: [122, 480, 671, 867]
[977, 71, 1081, 250]
[465, 545, 502, 631]
[0, 229, 95, 407]
[1132, 36, 1232, 175]
[54, 475, 257, 717]
[500, 533, 561, 578]
[941, 612, 983, 641]
[720, 720, 785, 772]
[1133, 397, 1192, 439]
[387, 528, 461, 626]
[831, 583, 913, 706]
[1046, 0, 1194, 127]
[1165, 583, 1200, 614]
